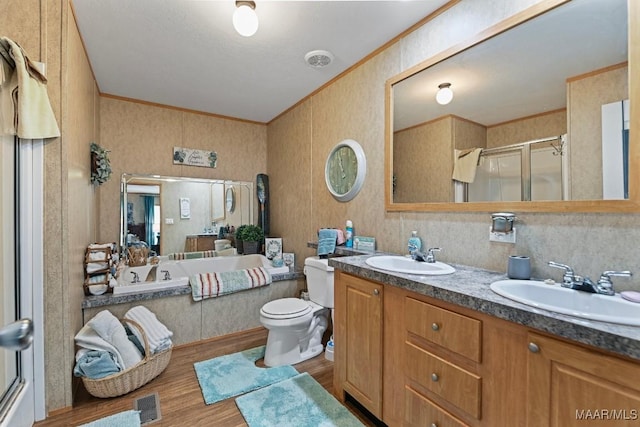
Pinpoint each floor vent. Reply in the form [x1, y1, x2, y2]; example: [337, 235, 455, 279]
[134, 392, 162, 425]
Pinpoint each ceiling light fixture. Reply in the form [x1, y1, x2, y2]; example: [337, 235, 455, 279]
[233, 1, 258, 37]
[304, 50, 334, 68]
[436, 82, 453, 105]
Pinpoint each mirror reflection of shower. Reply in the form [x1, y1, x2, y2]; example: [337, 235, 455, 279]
[464, 135, 568, 202]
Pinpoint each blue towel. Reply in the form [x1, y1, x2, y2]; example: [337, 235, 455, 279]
[317, 229, 338, 256]
[73, 350, 120, 379]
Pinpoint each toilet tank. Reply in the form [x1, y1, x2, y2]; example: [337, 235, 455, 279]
[304, 256, 334, 308]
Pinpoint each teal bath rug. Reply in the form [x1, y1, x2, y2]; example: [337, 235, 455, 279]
[194, 345, 298, 405]
[78, 410, 140, 427]
[235, 372, 365, 427]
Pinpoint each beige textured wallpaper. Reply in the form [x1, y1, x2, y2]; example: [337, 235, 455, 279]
[568, 66, 628, 200]
[486, 109, 566, 148]
[97, 97, 267, 246]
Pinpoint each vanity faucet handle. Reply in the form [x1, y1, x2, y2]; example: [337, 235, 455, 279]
[548, 261, 575, 285]
[426, 247, 441, 263]
[598, 270, 632, 285]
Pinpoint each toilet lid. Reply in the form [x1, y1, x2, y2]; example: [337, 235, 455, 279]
[261, 298, 312, 318]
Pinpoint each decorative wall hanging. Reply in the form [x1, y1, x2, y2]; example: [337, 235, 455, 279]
[180, 198, 191, 219]
[173, 146, 218, 168]
[90, 142, 112, 185]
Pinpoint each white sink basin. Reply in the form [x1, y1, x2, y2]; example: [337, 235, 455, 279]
[490, 279, 640, 326]
[365, 256, 455, 275]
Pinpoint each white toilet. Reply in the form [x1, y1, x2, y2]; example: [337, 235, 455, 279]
[259, 256, 334, 367]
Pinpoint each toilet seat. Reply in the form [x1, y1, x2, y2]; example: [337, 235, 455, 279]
[260, 298, 312, 320]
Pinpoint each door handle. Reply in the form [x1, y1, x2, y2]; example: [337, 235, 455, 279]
[0, 319, 33, 351]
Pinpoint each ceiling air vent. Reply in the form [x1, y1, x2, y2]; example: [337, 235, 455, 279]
[305, 50, 334, 68]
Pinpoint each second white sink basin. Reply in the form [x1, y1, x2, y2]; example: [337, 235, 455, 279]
[365, 256, 455, 275]
[490, 279, 640, 326]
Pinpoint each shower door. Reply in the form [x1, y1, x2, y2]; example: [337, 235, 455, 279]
[0, 134, 33, 427]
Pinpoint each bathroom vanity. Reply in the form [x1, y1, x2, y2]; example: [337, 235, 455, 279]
[330, 256, 640, 427]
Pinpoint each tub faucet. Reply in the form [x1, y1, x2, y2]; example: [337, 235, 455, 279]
[145, 265, 157, 282]
[130, 271, 140, 284]
[161, 270, 171, 281]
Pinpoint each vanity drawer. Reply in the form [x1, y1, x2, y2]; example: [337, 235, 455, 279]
[405, 297, 481, 362]
[405, 386, 470, 427]
[405, 342, 481, 419]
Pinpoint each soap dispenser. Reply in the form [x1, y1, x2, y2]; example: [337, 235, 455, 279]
[408, 231, 422, 255]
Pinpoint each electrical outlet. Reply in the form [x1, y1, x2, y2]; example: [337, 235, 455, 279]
[165, 218, 174, 225]
[489, 226, 516, 244]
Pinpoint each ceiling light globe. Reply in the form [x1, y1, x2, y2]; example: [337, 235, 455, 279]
[436, 85, 453, 105]
[233, 5, 258, 37]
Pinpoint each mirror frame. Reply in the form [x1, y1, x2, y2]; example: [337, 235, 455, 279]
[120, 173, 254, 254]
[385, 0, 640, 213]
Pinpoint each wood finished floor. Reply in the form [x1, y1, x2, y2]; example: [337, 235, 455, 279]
[35, 328, 378, 427]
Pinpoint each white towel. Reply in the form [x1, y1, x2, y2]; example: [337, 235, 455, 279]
[74, 323, 124, 370]
[87, 310, 142, 368]
[452, 148, 483, 183]
[124, 306, 173, 354]
[86, 262, 109, 274]
[0, 37, 60, 139]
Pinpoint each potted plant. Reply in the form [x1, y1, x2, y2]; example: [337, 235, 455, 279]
[234, 225, 248, 254]
[238, 224, 264, 255]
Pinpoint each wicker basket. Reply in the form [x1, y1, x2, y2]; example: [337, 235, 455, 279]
[82, 318, 172, 398]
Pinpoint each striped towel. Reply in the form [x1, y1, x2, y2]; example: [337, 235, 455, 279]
[189, 267, 272, 302]
[169, 250, 216, 260]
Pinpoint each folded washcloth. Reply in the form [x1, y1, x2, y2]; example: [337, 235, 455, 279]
[86, 262, 108, 274]
[124, 306, 173, 355]
[73, 350, 120, 379]
[74, 323, 124, 369]
[452, 148, 483, 183]
[88, 310, 142, 368]
[317, 229, 338, 256]
[189, 267, 272, 302]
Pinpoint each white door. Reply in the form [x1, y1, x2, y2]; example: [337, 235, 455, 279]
[0, 134, 35, 427]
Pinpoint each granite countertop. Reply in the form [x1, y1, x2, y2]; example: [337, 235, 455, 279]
[328, 254, 640, 362]
[82, 270, 303, 309]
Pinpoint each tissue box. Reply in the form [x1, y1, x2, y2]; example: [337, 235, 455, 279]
[354, 236, 375, 252]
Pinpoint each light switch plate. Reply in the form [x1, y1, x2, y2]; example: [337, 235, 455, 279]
[489, 226, 516, 244]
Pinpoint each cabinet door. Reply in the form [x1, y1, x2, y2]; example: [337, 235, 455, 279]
[528, 332, 640, 427]
[334, 271, 383, 418]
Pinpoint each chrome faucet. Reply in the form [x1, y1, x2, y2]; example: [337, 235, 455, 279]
[595, 271, 632, 296]
[411, 247, 441, 263]
[130, 271, 140, 284]
[548, 261, 632, 295]
[161, 269, 171, 281]
[145, 265, 157, 282]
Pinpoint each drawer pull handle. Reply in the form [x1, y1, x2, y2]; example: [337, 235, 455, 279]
[431, 373, 439, 382]
[431, 323, 440, 331]
[373, 289, 379, 296]
[528, 342, 540, 353]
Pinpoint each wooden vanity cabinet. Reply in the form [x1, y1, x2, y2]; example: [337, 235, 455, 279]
[527, 332, 640, 427]
[333, 270, 384, 419]
[335, 272, 640, 426]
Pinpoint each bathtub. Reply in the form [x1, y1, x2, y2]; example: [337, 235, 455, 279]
[113, 254, 289, 295]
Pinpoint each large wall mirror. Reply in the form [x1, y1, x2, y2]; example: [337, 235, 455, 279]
[120, 174, 254, 255]
[386, 0, 640, 212]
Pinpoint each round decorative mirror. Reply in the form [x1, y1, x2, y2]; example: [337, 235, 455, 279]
[225, 187, 235, 213]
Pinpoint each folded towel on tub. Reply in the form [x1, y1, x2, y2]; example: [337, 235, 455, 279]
[73, 350, 120, 379]
[124, 306, 173, 355]
[169, 250, 215, 260]
[189, 267, 272, 302]
[87, 310, 142, 368]
[317, 229, 338, 256]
